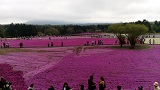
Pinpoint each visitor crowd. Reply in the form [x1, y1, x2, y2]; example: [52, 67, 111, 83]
[26, 76, 107, 90]
[26, 76, 160, 90]
[1, 76, 160, 90]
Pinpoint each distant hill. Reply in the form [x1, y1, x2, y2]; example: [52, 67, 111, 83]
[25, 20, 112, 25]
[25, 20, 70, 25]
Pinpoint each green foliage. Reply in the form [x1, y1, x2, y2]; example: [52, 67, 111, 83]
[135, 19, 151, 31]
[0, 26, 5, 37]
[108, 24, 126, 47]
[37, 32, 44, 36]
[108, 24, 124, 34]
[2, 20, 156, 38]
[44, 27, 60, 36]
[66, 27, 75, 34]
[5, 23, 37, 37]
[125, 24, 148, 48]
[153, 24, 160, 32]
[125, 24, 148, 38]
[109, 23, 148, 48]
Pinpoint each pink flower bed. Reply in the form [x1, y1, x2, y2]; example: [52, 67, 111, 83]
[24, 46, 160, 90]
[0, 37, 160, 90]
[0, 36, 117, 48]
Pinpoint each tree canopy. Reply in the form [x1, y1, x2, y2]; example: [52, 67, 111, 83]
[109, 23, 148, 48]
[1, 19, 159, 38]
[44, 28, 60, 36]
[108, 24, 126, 47]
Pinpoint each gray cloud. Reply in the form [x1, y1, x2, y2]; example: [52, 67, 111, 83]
[0, 0, 160, 24]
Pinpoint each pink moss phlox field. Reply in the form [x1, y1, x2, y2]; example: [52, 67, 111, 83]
[0, 36, 160, 90]
[26, 46, 160, 90]
[0, 36, 117, 48]
[0, 47, 71, 90]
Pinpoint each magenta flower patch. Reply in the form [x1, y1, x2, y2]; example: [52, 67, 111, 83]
[0, 36, 159, 90]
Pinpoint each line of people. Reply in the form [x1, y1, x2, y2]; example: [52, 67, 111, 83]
[27, 76, 160, 90]
[48, 42, 54, 47]
[27, 76, 108, 90]
[47, 42, 64, 47]
[1, 76, 160, 90]
[84, 40, 103, 46]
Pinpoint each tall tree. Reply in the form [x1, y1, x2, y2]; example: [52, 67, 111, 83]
[108, 24, 126, 47]
[125, 24, 148, 48]
[109, 24, 148, 48]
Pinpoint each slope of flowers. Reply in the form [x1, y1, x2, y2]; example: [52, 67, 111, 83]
[0, 44, 160, 89]
[0, 47, 72, 90]
[0, 63, 27, 89]
[25, 45, 160, 90]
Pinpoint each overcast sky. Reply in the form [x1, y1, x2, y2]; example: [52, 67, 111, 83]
[0, 0, 160, 24]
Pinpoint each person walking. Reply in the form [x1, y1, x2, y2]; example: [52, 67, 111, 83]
[61, 42, 63, 47]
[51, 42, 54, 47]
[99, 77, 106, 90]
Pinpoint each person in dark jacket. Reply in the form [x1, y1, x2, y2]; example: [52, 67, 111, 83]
[88, 75, 96, 90]
[51, 42, 54, 47]
[48, 86, 55, 90]
[62, 82, 71, 90]
[79, 84, 84, 90]
[0, 77, 6, 90]
[61, 42, 63, 47]
[19, 42, 23, 48]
